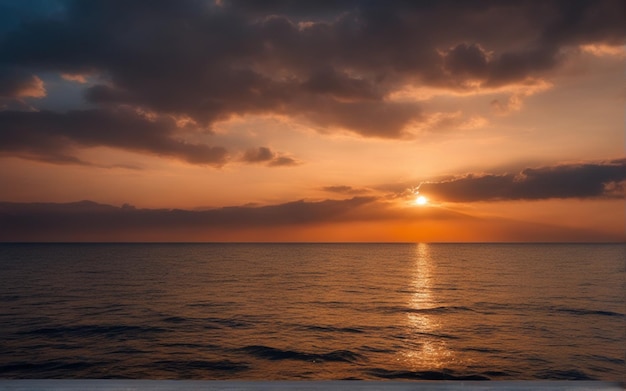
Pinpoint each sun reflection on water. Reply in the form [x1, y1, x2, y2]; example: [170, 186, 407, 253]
[404, 243, 453, 369]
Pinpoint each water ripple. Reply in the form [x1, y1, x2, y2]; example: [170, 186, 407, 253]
[535, 369, 596, 380]
[366, 368, 491, 380]
[19, 324, 166, 339]
[237, 345, 365, 363]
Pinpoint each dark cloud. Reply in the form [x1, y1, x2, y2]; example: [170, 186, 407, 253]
[241, 146, 300, 167]
[296, 98, 421, 138]
[3, 196, 621, 242]
[243, 146, 274, 163]
[0, 0, 621, 147]
[2, 195, 617, 242]
[0, 195, 492, 241]
[0, 197, 377, 240]
[222, 0, 360, 20]
[0, 67, 45, 99]
[443, 43, 489, 80]
[0, 66, 46, 111]
[301, 67, 383, 101]
[538, 0, 626, 46]
[0, 109, 228, 165]
[419, 159, 626, 202]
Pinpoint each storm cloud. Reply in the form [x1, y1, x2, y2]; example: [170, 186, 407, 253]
[0, 0, 623, 161]
[420, 159, 626, 202]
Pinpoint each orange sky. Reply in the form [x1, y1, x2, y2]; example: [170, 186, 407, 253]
[0, 1, 624, 242]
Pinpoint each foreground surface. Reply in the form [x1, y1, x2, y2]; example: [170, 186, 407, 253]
[1, 243, 624, 380]
[0, 380, 623, 391]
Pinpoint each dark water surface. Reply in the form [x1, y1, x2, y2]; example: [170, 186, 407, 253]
[0, 243, 624, 381]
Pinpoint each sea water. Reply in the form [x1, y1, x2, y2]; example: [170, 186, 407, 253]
[0, 243, 624, 381]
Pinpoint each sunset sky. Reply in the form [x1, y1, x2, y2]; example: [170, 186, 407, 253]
[0, 0, 624, 242]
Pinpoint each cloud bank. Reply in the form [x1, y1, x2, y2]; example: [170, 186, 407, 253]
[419, 159, 626, 202]
[1, 194, 620, 242]
[0, 197, 379, 240]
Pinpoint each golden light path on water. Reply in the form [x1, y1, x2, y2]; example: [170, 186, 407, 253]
[405, 243, 454, 369]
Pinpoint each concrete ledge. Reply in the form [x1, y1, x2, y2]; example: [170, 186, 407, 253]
[0, 380, 623, 391]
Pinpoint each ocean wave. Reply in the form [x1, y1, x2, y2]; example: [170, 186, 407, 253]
[159, 316, 222, 330]
[295, 325, 366, 334]
[237, 345, 365, 363]
[153, 360, 249, 372]
[0, 360, 106, 377]
[575, 354, 625, 366]
[366, 368, 491, 380]
[105, 347, 152, 355]
[159, 314, 257, 330]
[358, 345, 396, 354]
[482, 370, 515, 378]
[380, 305, 475, 314]
[161, 316, 187, 323]
[158, 342, 221, 351]
[551, 307, 625, 318]
[186, 302, 240, 311]
[0, 294, 22, 302]
[18, 324, 167, 339]
[535, 369, 596, 380]
[472, 302, 532, 313]
[204, 317, 255, 329]
[472, 302, 626, 319]
[413, 331, 461, 340]
[459, 346, 507, 354]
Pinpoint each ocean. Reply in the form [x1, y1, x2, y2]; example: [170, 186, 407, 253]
[0, 243, 624, 381]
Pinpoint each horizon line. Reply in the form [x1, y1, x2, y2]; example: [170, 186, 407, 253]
[1, 241, 624, 245]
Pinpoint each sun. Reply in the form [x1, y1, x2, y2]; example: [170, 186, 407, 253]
[415, 195, 428, 206]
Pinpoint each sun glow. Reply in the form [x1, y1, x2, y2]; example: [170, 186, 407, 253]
[415, 195, 428, 206]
